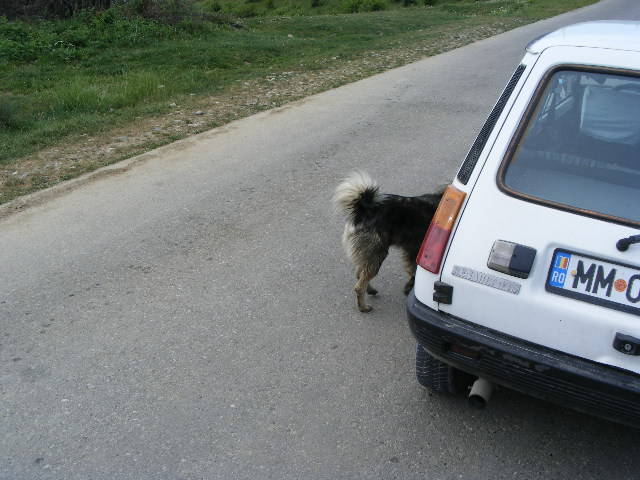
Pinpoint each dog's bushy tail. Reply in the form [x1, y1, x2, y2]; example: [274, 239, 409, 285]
[333, 171, 380, 222]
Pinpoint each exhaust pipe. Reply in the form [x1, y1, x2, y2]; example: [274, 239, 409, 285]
[468, 378, 493, 409]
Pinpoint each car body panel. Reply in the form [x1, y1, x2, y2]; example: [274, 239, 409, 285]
[413, 31, 640, 374]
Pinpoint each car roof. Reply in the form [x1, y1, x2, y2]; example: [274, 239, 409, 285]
[527, 21, 640, 54]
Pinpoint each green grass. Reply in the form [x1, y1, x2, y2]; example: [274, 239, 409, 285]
[0, 0, 596, 167]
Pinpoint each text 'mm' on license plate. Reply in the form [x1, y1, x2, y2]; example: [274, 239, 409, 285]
[546, 249, 640, 316]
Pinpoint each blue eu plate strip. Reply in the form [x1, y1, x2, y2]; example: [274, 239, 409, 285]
[549, 251, 571, 288]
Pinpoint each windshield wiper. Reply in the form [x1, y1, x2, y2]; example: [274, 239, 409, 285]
[616, 234, 640, 252]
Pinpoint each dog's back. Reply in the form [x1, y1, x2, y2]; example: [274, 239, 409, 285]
[334, 172, 441, 235]
[377, 193, 441, 260]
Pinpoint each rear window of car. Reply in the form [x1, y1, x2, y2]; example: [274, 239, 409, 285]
[500, 68, 640, 226]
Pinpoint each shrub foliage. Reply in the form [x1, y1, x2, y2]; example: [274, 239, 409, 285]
[2, 0, 113, 19]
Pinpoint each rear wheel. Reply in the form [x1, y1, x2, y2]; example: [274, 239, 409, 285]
[415, 344, 473, 394]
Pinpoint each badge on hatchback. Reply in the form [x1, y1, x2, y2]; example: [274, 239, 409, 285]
[546, 249, 640, 316]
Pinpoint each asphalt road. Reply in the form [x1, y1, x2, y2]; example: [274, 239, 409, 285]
[2, 1, 640, 478]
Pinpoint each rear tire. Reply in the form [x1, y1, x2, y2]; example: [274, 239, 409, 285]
[415, 344, 473, 394]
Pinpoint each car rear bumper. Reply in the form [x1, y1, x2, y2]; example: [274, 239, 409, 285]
[407, 291, 640, 428]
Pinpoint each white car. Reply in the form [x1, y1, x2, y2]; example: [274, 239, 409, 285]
[407, 21, 640, 427]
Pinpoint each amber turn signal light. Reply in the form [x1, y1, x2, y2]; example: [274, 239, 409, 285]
[417, 185, 466, 274]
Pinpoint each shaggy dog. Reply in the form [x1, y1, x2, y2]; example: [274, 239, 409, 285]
[334, 171, 443, 312]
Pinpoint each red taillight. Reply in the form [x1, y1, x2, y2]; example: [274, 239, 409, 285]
[417, 185, 466, 274]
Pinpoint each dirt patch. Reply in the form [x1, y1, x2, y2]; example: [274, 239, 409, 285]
[0, 19, 522, 206]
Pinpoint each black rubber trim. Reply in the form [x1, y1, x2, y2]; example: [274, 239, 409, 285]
[457, 64, 526, 185]
[406, 291, 640, 428]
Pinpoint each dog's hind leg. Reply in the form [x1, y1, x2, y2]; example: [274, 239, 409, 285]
[354, 250, 387, 312]
[350, 235, 387, 312]
[354, 268, 378, 313]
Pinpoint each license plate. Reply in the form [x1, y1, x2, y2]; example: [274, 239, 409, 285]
[546, 249, 640, 316]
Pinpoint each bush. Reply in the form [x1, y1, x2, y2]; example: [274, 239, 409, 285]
[1, 0, 113, 19]
[0, 10, 186, 64]
[234, 2, 261, 17]
[363, 0, 387, 11]
[341, 0, 359, 13]
[117, 0, 198, 23]
[0, 18, 43, 61]
[342, 0, 387, 13]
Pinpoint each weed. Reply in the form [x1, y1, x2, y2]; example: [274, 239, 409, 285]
[0, 95, 34, 130]
[29, 173, 50, 188]
[4, 175, 26, 187]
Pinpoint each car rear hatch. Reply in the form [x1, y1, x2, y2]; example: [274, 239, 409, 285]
[437, 45, 640, 375]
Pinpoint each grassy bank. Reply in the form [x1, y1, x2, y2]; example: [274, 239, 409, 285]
[0, 0, 596, 203]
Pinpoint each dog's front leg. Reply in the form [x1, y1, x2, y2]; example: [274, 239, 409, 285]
[403, 276, 415, 295]
[402, 253, 417, 295]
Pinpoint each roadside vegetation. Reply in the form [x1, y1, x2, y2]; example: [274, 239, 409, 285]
[0, 0, 595, 204]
